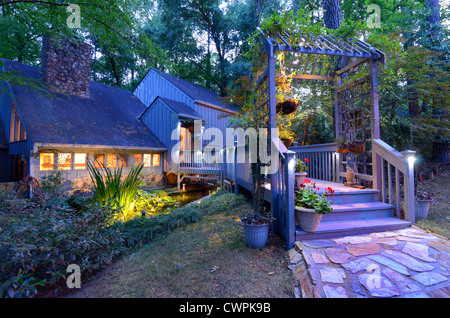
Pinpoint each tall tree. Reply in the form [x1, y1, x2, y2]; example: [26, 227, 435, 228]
[0, 0, 164, 89]
[323, 0, 342, 29]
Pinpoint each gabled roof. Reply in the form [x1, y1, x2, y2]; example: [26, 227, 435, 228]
[158, 97, 204, 120]
[1, 59, 166, 150]
[141, 69, 238, 113]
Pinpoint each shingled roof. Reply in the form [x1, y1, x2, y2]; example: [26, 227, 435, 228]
[1, 59, 166, 150]
[151, 69, 238, 113]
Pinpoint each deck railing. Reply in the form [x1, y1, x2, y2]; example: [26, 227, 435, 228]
[179, 150, 222, 172]
[272, 139, 296, 249]
[289, 143, 338, 182]
[372, 139, 415, 223]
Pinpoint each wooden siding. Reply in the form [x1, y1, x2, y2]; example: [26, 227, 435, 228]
[140, 98, 178, 172]
[134, 69, 235, 177]
[134, 70, 193, 108]
[0, 81, 14, 143]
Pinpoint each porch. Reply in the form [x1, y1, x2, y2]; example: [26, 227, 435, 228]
[264, 178, 410, 241]
[177, 150, 224, 190]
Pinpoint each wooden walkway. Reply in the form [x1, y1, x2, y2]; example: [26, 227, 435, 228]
[264, 179, 410, 240]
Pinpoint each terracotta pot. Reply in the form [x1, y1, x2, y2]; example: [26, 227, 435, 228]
[294, 172, 307, 187]
[295, 206, 323, 232]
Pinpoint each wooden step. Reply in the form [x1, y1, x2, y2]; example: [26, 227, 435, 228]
[326, 190, 379, 204]
[322, 202, 395, 222]
[295, 217, 411, 240]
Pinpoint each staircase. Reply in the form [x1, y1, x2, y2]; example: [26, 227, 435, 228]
[295, 179, 411, 240]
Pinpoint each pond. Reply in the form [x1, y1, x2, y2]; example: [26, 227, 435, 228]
[170, 188, 217, 207]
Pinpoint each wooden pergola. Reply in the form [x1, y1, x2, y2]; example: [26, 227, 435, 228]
[254, 31, 386, 185]
[247, 31, 415, 248]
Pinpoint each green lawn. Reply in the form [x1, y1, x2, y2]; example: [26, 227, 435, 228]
[68, 193, 294, 298]
[415, 163, 450, 239]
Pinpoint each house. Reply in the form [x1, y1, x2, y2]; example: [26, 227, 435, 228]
[0, 36, 238, 192]
[133, 68, 239, 187]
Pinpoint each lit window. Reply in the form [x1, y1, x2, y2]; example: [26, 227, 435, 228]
[40, 153, 54, 171]
[118, 154, 128, 168]
[152, 154, 160, 167]
[94, 154, 104, 168]
[74, 153, 87, 170]
[58, 153, 72, 170]
[143, 154, 151, 167]
[107, 154, 117, 168]
[133, 154, 142, 166]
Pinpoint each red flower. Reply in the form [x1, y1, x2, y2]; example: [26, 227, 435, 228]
[303, 178, 311, 183]
[317, 187, 320, 190]
[304, 158, 309, 163]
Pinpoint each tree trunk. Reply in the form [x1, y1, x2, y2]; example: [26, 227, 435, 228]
[432, 141, 449, 162]
[323, 0, 342, 30]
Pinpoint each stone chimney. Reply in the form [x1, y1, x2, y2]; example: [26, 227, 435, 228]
[40, 36, 91, 98]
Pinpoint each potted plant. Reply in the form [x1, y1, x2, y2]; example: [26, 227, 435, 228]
[295, 158, 308, 186]
[415, 187, 434, 219]
[336, 136, 365, 154]
[294, 180, 334, 232]
[240, 206, 272, 249]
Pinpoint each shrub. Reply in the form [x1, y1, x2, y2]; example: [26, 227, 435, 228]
[0, 190, 123, 298]
[87, 161, 144, 222]
[132, 190, 177, 217]
[194, 190, 247, 215]
[112, 204, 203, 248]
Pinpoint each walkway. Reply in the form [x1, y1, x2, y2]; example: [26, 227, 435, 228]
[288, 226, 450, 298]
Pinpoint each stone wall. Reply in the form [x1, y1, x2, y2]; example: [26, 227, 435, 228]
[29, 151, 167, 195]
[40, 36, 91, 99]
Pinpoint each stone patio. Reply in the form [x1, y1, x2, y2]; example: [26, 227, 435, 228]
[288, 226, 450, 298]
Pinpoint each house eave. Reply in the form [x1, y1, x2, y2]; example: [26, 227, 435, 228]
[194, 100, 238, 115]
[32, 142, 167, 153]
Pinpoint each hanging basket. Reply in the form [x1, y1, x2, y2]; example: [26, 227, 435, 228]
[281, 138, 293, 149]
[337, 143, 365, 154]
[276, 99, 299, 115]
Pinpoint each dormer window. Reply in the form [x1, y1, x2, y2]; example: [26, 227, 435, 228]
[10, 105, 27, 142]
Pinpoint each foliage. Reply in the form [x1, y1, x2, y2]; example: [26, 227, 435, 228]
[295, 180, 333, 215]
[0, 190, 123, 298]
[295, 158, 308, 173]
[40, 171, 64, 197]
[0, 0, 165, 89]
[132, 190, 177, 217]
[416, 186, 434, 202]
[87, 161, 144, 222]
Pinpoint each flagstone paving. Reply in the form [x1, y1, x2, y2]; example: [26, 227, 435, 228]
[287, 226, 450, 298]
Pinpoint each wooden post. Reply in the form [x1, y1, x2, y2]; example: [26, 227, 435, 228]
[284, 150, 296, 249]
[266, 39, 281, 233]
[402, 150, 416, 224]
[370, 60, 382, 195]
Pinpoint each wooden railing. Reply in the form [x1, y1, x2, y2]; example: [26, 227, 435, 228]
[289, 143, 338, 182]
[179, 150, 222, 172]
[272, 139, 296, 249]
[372, 139, 415, 223]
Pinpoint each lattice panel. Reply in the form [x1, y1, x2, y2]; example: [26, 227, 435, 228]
[337, 72, 374, 183]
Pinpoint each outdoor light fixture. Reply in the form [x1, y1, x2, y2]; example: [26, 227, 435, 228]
[141, 210, 147, 218]
[401, 150, 416, 166]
